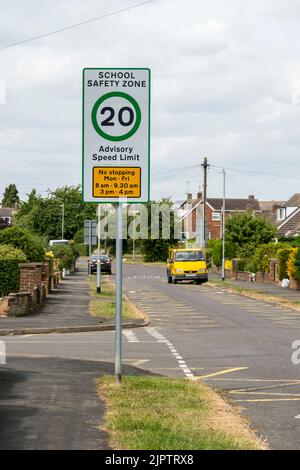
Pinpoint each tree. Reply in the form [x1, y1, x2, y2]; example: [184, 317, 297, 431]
[2, 184, 20, 208]
[225, 212, 276, 258]
[15, 185, 96, 241]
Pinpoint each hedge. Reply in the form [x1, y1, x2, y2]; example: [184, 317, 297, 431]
[0, 226, 45, 262]
[211, 240, 236, 267]
[51, 244, 78, 270]
[0, 244, 27, 297]
[277, 247, 294, 280]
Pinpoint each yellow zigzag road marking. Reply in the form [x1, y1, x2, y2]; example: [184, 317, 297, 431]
[229, 392, 300, 397]
[228, 381, 300, 393]
[196, 367, 248, 380]
[234, 398, 300, 403]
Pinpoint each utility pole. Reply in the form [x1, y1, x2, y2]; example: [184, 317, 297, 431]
[201, 157, 209, 248]
[60, 204, 64, 240]
[221, 169, 226, 281]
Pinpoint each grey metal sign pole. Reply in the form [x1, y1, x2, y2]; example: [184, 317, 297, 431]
[88, 220, 92, 276]
[115, 203, 123, 384]
[96, 204, 101, 293]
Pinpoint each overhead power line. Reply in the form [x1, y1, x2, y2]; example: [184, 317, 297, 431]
[0, 0, 155, 51]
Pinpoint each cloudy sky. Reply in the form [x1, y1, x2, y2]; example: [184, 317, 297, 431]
[1, 0, 300, 202]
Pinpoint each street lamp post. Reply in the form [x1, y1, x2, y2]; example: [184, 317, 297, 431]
[60, 204, 64, 240]
[221, 170, 226, 281]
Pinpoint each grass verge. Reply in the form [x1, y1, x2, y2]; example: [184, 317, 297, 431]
[98, 375, 266, 450]
[88, 276, 144, 321]
[208, 279, 300, 313]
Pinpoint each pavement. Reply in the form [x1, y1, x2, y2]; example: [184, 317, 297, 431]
[0, 356, 149, 450]
[210, 271, 300, 303]
[0, 259, 145, 335]
[1, 263, 300, 449]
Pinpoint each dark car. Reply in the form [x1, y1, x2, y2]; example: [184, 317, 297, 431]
[89, 255, 112, 274]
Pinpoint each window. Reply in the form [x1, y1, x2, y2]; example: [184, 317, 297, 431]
[174, 251, 205, 261]
[277, 208, 286, 221]
[212, 212, 221, 221]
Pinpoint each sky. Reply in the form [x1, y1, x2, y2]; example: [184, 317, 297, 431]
[1, 0, 300, 203]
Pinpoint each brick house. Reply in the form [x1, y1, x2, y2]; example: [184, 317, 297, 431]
[180, 193, 261, 240]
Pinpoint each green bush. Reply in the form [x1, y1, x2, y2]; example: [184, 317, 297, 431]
[0, 226, 45, 262]
[277, 246, 293, 280]
[237, 258, 247, 271]
[253, 243, 283, 273]
[211, 240, 236, 267]
[294, 249, 300, 281]
[51, 244, 78, 270]
[244, 261, 257, 273]
[205, 248, 212, 268]
[0, 244, 27, 296]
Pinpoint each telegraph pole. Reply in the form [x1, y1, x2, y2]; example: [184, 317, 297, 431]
[221, 169, 226, 281]
[201, 157, 210, 248]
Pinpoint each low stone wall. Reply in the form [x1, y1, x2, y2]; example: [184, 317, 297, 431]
[0, 292, 32, 317]
[0, 262, 61, 317]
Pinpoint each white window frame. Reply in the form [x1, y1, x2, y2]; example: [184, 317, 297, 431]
[212, 211, 221, 221]
[277, 208, 286, 221]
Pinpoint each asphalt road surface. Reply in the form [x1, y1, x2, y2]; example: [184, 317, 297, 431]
[1, 263, 300, 449]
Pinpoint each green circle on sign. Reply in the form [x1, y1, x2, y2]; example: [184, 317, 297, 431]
[91, 91, 141, 142]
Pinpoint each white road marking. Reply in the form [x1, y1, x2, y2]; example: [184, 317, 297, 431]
[122, 330, 139, 343]
[145, 327, 194, 379]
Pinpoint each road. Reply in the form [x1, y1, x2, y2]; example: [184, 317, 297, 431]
[1, 263, 300, 449]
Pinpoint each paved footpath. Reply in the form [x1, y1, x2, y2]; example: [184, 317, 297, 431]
[0, 260, 102, 332]
[210, 272, 300, 303]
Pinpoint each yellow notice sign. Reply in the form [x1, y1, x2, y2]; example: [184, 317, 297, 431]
[93, 167, 141, 198]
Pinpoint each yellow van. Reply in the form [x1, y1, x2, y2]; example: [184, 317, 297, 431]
[167, 248, 208, 284]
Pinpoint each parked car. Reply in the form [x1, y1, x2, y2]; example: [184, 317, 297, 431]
[89, 255, 112, 274]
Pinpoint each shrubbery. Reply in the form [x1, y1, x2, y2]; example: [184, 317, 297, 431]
[0, 244, 27, 296]
[211, 240, 236, 267]
[0, 226, 45, 262]
[252, 243, 282, 273]
[51, 244, 78, 270]
[277, 246, 294, 280]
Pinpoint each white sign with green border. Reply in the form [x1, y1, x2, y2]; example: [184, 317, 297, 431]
[82, 68, 150, 203]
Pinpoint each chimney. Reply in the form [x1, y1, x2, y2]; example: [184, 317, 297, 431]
[248, 195, 255, 209]
[187, 192, 193, 204]
[197, 191, 203, 200]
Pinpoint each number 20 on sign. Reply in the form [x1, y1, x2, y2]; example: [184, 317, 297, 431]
[82, 68, 150, 203]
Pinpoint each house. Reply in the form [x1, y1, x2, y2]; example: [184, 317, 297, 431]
[275, 194, 300, 237]
[259, 194, 300, 237]
[0, 208, 13, 229]
[180, 193, 261, 240]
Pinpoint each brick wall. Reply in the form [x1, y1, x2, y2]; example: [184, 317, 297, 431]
[19, 263, 43, 293]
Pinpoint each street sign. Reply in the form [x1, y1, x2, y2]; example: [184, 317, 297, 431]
[82, 68, 150, 203]
[84, 220, 97, 245]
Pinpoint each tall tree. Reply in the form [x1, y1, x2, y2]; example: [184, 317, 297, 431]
[15, 185, 96, 240]
[225, 212, 277, 258]
[2, 184, 20, 208]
